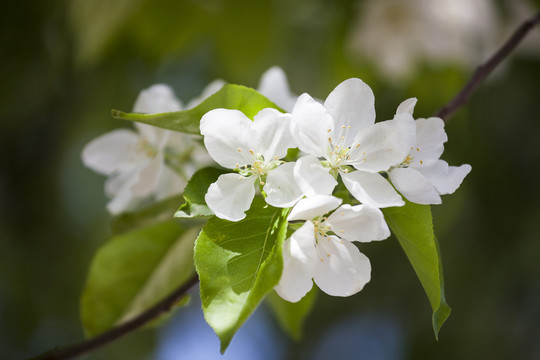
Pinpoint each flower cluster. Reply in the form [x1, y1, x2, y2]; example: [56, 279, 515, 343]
[200, 77, 471, 302]
[82, 67, 296, 215]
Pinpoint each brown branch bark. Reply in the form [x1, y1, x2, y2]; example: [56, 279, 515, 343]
[436, 10, 540, 121]
[26, 274, 199, 360]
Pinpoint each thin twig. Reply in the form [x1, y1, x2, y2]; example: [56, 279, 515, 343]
[436, 10, 540, 121]
[26, 275, 199, 360]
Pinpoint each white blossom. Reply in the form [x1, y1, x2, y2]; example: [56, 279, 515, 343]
[275, 195, 390, 302]
[200, 108, 298, 221]
[291, 78, 416, 208]
[82, 84, 217, 214]
[347, 0, 498, 79]
[387, 98, 472, 204]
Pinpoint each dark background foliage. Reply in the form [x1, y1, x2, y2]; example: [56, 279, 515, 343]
[1, 0, 539, 359]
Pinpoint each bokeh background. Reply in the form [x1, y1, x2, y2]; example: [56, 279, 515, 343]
[2, 0, 540, 359]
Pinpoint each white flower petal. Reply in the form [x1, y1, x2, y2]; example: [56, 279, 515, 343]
[133, 84, 183, 113]
[291, 93, 334, 158]
[253, 108, 295, 160]
[324, 78, 375, 147]
[325, 204, 390, 243]
[411, 117, 447, 165]
[200, 109, 257, 169]
[81, 129, 143, 175]
[104, 165, 142, 197]
[348, 114, 416, 173]
[288, 195, 342, 222]
[389, 167, 441, 205]
[395, 97, 417, 115]
[186, 79, 226, 109]
[135, 123, 169, 149]
[264, 163, 303, 208]
[130, 152, 164, 197]
[205, 173, 256, 221]
[294, 155, 337, 197]
[152, 164, 186, 200]
[257, 66, 297, 112]
[313, 236, 371, 297]
[418, 160, 472, 195]
[106, 184, 141, 215]
[341, 171, 404, 208]
[275, 222, 318, 302]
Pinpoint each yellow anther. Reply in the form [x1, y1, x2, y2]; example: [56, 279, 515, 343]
[340, 230, 345, 233]
[340, 136, 345, 140]
[235, 163, 239, 168]
[249, 149, 255, 155]
[340, 212, 345, 216]
[326, 253, 331, 257]
[420, 160, 423, 165]
[320, 258, 324, 262]
[328, 137, 332, 142]
[260, 181, 265, 185]
[355, 144, 360, 148]
[237, 148, 242, 152]
[416, 147, 420, 152]
[327, 128, 332, 133]
[238, 176, 243, 180]
[342, 125, 346, 129]
[348, 125, 351, 129]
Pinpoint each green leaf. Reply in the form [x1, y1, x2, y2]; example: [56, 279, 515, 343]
[383, 201, 451, 339]
[112, 84, 281, 135]
[112, 195, 182, 234]
[174, 167, 228, 218]
[266, 288, 317, 340]
[81, 220, 198, 337]
[195, 197, 289, 353]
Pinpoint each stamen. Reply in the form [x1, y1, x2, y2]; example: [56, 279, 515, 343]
[249, 149, 255, 155]
[237, 148, 242, 152]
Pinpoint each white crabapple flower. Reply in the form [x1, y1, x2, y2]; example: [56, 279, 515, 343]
[82, 83, 220, 214]
[387, 98, 472, 205]
[200, 108, 298, 221]
[291, 78, 416, 208]
[275, 194, 390, 302]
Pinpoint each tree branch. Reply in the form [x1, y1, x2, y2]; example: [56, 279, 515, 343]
[26, 274, 199, 360]
[436, 10, 540, 121]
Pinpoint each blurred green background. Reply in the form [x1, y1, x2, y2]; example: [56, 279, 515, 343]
[1, 0, 540, 359]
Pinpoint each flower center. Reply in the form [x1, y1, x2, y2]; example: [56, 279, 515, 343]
[398, 146, 422, 168]
[325, 125, 366, 173]
[313, 216, 332, 243]
[234, 149, 282, 184]
[137, 139, 158, 158]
